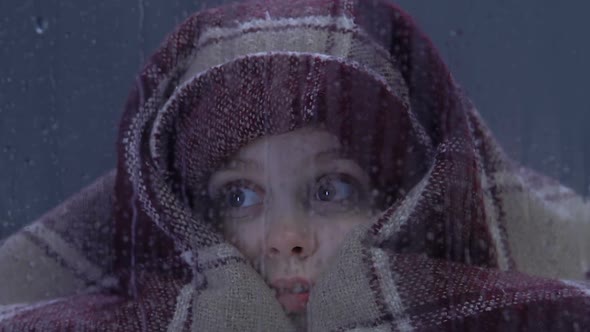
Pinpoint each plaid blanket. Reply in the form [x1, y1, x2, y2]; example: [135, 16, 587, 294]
[1, 0, 590, 331]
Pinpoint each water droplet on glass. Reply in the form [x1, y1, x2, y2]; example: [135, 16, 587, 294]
[449, 28, 463, 38]
[33, 16, 48, 35]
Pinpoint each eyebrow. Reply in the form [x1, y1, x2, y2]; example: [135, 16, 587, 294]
[312, 147, 370, 190]
[218, 157, 262, 172]
[208, 158, 262, 194]
[313, 147, 350, 163]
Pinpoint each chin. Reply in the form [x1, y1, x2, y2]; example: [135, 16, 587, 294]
[288, 311, 308, 332]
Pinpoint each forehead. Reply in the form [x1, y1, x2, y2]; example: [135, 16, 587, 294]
[236, 128, 341, 163]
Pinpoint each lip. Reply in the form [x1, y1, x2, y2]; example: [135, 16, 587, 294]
[270, 277, 312, 313]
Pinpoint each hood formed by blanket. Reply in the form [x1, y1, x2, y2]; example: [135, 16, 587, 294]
[113, 0, 502, 284]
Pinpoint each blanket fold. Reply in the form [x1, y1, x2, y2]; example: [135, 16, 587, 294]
[1, 0, 589, 331]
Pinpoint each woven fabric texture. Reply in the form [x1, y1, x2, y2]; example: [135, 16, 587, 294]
[1, 0, 590, 331]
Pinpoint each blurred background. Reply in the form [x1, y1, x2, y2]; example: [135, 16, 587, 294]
[1, 0, 589, 238]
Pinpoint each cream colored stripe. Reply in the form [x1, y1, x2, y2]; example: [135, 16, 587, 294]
[197, 243, 243, 267]
[0, 298, 67, 322]
[198, 243, 243, 264]
[465, 110, 511, 271]
[474, 162, 512, 271]
[499, 168, 579, 206]
[561, 279, 590, 297]
[179, 12, 410, 104]
[27, 223, 103, 282]
[482, 193, 510, 271]
[198, 15, 356, 46]
[537, 183, 575, 199]
[479, 171, 511, 271]
[166, 283, 194, 332]
[376, 166, 431, 244]
[181, 26, 408, 102]
[371, 248, 414, 332]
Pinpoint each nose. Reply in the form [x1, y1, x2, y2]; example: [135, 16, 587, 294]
[265, 224, 317, 259]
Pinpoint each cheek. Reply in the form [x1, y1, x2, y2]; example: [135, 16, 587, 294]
[223, 219, 265, 262]
[315, 215, 372, 261]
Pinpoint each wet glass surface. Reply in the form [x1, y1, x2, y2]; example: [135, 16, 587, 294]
[1, 1, 588, 239]
[1, 1, 589, 330]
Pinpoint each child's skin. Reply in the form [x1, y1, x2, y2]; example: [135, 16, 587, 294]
[208, 127, 375, 313]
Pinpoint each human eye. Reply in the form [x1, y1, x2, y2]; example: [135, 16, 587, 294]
[311, 174, 365, 213]
[216, 180, 264, 219]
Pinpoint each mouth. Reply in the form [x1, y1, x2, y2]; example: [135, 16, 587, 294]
[270, 278, 312, 313]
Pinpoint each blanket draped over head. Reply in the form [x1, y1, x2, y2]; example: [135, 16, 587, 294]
[1, 0, 590, 330]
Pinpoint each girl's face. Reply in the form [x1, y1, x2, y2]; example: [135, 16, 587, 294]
[208, 128, 374, 313]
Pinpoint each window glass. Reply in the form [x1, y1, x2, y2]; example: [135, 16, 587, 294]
[1, 1, 589, 330]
